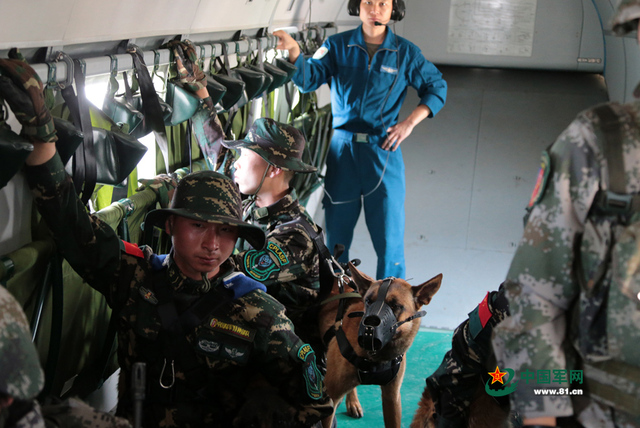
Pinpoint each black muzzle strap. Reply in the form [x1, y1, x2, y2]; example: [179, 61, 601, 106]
[393, 309, 426, 329]
[358, 278, 396, 352]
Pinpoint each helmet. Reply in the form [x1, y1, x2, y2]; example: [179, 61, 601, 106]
[144, 170, 266, 249]
[0, 286, 44, 400]
[612, 0, 640, 35]
[222, 118, 316, 173]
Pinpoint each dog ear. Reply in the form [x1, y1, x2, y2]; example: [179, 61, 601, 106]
[348, 262, 375, 295]
[413, 273, 442, 308]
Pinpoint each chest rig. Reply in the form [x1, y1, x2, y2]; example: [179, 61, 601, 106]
[328, 276, 425, 385]
[129, 266, 239, 412]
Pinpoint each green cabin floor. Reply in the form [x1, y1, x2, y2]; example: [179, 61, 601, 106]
[335, 329, 453, 428]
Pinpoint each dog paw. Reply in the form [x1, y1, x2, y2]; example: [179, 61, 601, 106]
[345, 402, 364, 419]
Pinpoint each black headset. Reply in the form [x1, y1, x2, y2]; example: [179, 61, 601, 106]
[347, 0, 406, 22]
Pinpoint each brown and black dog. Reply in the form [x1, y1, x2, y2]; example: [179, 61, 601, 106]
[409, 287, 515, 428]
[318, 262, 442, 428]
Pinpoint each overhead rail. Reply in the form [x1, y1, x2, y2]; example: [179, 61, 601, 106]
[28, 25, 337, 84]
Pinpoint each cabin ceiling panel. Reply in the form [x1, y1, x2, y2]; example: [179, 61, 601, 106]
[191, 0, 275, 33]
[0, 0, 74, 49]
[64, 0, 201, 44]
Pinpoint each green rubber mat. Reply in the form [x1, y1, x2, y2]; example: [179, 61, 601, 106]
[334, 328, 453, 428]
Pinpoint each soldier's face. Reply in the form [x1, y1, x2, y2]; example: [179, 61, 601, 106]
[233, 149, 271, 195]
[166, 216, 239, 280]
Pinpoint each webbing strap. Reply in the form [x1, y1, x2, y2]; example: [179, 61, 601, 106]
[598, 104, 625, 194]
[592, 104, 640, 214]
[60, 58, 97, 206]
[584, 360, 640, 416]
[130, 47, 170, 173]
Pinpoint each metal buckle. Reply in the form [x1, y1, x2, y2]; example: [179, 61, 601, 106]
[602, 190, 633, 215]
[354, 133, 368, 143]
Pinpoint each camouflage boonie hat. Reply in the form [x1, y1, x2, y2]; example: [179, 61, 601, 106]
[144, 170, 266, 249]
[612, 0, 640, 35]
[222, 117, 317, 173]
[0, 286, 44, 400]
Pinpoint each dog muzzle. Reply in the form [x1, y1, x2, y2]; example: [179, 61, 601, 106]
[357, 278, 427, 352]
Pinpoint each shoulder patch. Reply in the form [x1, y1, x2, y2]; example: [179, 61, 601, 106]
[242, 241, 290, 281]
[121, 240, 144, 258]
[527, 150, 551, 209]
[312, 46, 329, 60]
[297, 344, 323, 400]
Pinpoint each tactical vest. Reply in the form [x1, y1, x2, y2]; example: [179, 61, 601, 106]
[573, 103, 640, 419]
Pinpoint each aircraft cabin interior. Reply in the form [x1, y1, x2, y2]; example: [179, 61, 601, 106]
[0, 0, 636, 425]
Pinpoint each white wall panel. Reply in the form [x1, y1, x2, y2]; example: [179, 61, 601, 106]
[404, 0, 595, 71]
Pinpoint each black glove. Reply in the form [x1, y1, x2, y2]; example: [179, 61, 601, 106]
[0, 49, 56, 143]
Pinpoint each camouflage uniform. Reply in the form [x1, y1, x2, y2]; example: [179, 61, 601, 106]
[426, 286, 512, 428]
[492, 6, 640, 424]
[25, 157, 332, 427]
[0, 281, 131, 428]
[224, 119, 325, 357]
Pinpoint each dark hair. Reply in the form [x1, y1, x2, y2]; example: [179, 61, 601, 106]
[347, 0, 406, 21]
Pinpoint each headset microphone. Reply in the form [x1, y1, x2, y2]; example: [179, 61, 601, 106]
[374, 21, 385, 26]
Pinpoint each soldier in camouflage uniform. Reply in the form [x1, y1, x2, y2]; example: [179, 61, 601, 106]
[0, 284, 131, 428]
[0, 51, 332, 427]
[222, 118, 326, 359]
[492, 1, 640, 427]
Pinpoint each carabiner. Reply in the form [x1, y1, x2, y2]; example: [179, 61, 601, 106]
[159, 358, 175, 389]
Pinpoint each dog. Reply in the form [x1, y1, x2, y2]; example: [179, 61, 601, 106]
[318, 262, 442, 428]
[409, 287, 516, 428]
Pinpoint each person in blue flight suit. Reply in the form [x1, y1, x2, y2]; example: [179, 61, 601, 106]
[274, 0, 447, 279]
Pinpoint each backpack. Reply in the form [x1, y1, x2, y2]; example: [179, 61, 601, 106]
[573, 103, 640, 417]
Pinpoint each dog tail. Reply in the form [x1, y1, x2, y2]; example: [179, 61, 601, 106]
[409, 386, 435, 428]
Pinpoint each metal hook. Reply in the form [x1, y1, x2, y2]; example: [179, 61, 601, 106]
[53, 51, 74, 89]
[159, 358, 175, 389]
[109, 55, 118, 75]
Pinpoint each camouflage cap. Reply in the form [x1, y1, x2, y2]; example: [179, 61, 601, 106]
[612, 0, 640, 35]
[144, 170, 266, 249]
[0, 286, 44, 400]
[222, 117, 317, 173]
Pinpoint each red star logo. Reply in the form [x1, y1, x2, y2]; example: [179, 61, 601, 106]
[488, 366, 508, 384]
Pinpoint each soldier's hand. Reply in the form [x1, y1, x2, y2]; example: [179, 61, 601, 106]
[0, 49, 56, 143]
[137, 173, 180, 207]
[162, 40, 207, 93]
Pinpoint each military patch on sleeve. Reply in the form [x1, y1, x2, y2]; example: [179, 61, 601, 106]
[208, 317, 256, 342]
[527, 150, 551, 208]
[312, 46, 329, 60]
[242, 241, 290, 281]
[297, 344, 323, 400]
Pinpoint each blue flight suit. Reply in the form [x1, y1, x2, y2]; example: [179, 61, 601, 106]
[292, 24, 447, 279]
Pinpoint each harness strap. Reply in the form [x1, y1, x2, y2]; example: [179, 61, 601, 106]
[280, 216, 337, 302]
[335, 325, 402, 386]
[320, 292, 361, 306]
[584, 360, 640, 417]
[151, 269, 234, 391]
[593, 104, 640, 214]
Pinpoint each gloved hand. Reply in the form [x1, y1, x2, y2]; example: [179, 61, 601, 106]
[137, 173, 179, 207]
[0, 49, 56, 143]
[162, 40, 207, 94]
